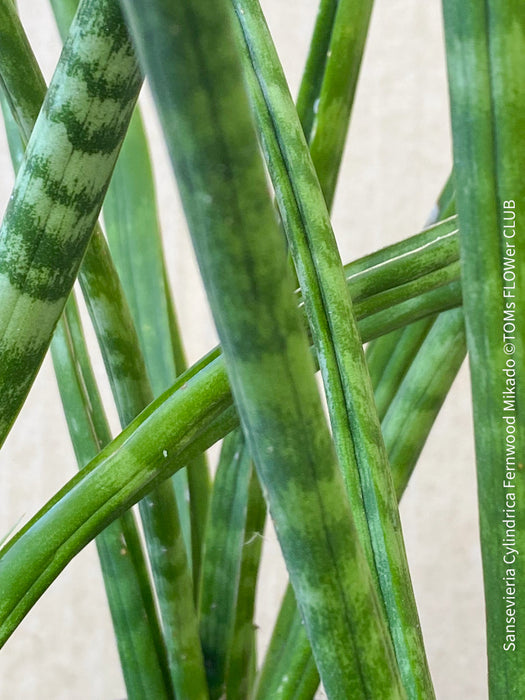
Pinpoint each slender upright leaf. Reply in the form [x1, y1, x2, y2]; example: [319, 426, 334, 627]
[442, 2, 525, 695]
[119, 0, 407, 696]
[52, 298, 174, 699]
[258, 309, 467, 700]
[226, 464, 266, 700]
[231, 2, 433, 695]
[198, 429, 252, 699]
[302, 0, 373, 207]
[0, 0, 141, 445]
[0, 5, 208, 694]
[383, 309, 466, 497]
[0, 69, 173, 695]
[49, 0, 208, 582]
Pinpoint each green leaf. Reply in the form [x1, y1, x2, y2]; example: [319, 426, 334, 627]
[0, 351, 237, 649]
[368, 317, 435, 422]
[295, 0, 337, 141]
[231, 2, 433, 695]
[119, 0, 407, 696]
[103, 106, 213, 584]
[0, 216, 462, 651]
[52, 297, 175, 699]
[50, 0, 211, 583]
[0, 10, 174, 693]
[257, 308, 467, 700]
[383, 309, 466, 497]
[442, 2, 525, 694]
[225, 462, 266, 700]
[253, 584, 318, 700]
[301, 0, 374, 208]
[0, 0, 142, 446]
[0, 4, 207, 693]
[198, 429, 252, 699]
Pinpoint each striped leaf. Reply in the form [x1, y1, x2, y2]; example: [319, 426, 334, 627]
[257, 308, 467, 700]
[442, 1, 525, 694]
[231, 1, 433, 695]
[0, 212, 463, 649]
[0, 6, 208, 694]
[198, 429, 252, 699]
[49, 0, 208, 584]
[0, 0, 142, 445]
[0, 67, 173, 695]
[51, 297, 174, 699]
[119, 0, 409, 696]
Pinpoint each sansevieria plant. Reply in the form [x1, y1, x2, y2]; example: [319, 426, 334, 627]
[0, 0, 523, 698]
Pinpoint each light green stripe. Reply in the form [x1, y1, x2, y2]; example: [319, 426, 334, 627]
[120, 0, 406, 696]
[0, 0, 141, 446]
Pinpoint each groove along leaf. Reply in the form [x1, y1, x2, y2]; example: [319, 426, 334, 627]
[0, 64, 173, 695]
[231, 1, 433, 695]
[0, 5, 208, 695]
[49, 0, 204, 582]
[0, 218, 462, 651]
[442, 1, 525, 694]
[118, 0, 408, 696]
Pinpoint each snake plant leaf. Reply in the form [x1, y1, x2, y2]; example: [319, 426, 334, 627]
[79, 157, 209, 700]
[103, 108, 215, 582]
[353, 260, 460, 322]
[425, 172, 455, 227]
[383, 308, 466, 498]
[253, 582, 317, 700]
[48, 0, 208, 585]
[296, 0, 373, 209]
[0, 211, 462, 651]
[256, 203, 461, 699]
[369, 317, 435, 422]
[0, 3, 152, 429]
[119, 0, 409, 697]
[366, 326, 406, 392]
[367, 172, 457, 410]
[0, 90, 24, 173]
[0, 15, 174, 693]
[296, 0, 337, 140]
[348, 217, 459, 302]
[257, 308, 467, 700]
[261, 249, 463, 700]
[303, 0, 373, 208]
[358, 278, 460, 342]
[49, 0, 76, 32]
[0, 349, 237, 646]
[0, 5, 207, 693]
[253, 584, 297, 700]
[232, 2, 433, 695]
[52, 297, 174, 699]
[0, 0, 142, 446]
[217, 1, 378, 690]
[198, 428, 253, 699]
[102, 107, 181, 398]
[442, 2, 525, 695]
[226, 463, 266, 700]
[222, 207, 461, 700]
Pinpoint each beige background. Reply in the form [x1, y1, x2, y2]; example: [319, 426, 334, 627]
[0, 0, 486, 698]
